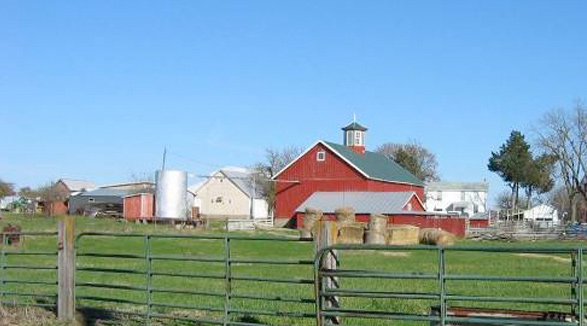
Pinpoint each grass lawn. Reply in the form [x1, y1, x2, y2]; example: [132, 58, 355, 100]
[1, 213, 587, 326]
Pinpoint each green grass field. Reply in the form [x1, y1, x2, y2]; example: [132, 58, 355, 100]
[1, 213, 586, 326]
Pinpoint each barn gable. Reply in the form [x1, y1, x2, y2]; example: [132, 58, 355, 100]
[273, 140, 424, 186]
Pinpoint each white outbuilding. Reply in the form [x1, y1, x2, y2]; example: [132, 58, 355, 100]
[523, 204, 559, 227]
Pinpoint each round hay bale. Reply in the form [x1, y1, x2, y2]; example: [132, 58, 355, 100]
[368, 213, 388, 231]
[300, 208, 323, 239]
[365, 230, 386, 245]
[335, 206, 355, 223]
[419, 228, 456, 246]
[365, 214, 388, 244]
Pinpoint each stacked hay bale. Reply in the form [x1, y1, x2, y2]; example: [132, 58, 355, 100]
[300, 208, 323, 239]
[335, 207, 365, 244]
[365, 213, 388, 244]
[387, 225, 420, 245]
[419, 228, 456, 246]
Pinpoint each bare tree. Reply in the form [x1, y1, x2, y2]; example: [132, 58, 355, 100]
[495, 190, 514, 210]
[251, 146, 303, 214]
[376, 141, 439, 182]
[535, 102, 587, 222]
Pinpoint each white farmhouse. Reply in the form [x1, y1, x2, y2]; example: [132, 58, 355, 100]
[425, 181, 489, 217]
[190, 167, 269, 219]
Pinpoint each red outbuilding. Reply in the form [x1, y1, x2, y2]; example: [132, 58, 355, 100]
[123, 193, 154, 221]
[273, 121, 466, 236]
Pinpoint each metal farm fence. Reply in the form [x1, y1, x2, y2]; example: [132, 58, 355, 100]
[315, 244, 587, 326]
[74, 232, 316, 325]
[3, 224, 587, 326]
[0, 231, 59, 309]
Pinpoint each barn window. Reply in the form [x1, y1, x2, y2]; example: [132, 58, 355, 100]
[406, 202, 413, 211]
[317, 151, 326, 161]
[346, 131, 353, 146]
[355, 131, 363, 146]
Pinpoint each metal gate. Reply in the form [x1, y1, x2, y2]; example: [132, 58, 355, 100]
[75, 232, 316, 325]
[315, 244, 585, 326]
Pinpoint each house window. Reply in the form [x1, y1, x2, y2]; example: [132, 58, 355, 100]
[215, 196, 223, 204]
[317, 151, 326, 161]
[88, 198, 95, 203]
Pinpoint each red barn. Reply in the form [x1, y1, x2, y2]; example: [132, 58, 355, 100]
[272, 121, 466, 236]
[273, 121, 426, 223]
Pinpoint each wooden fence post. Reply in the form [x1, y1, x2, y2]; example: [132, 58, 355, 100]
[58, 215, 75, 322]
[315, 220, 340, 325]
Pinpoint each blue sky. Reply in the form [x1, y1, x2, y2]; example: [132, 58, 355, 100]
[1, 1, 586, 205]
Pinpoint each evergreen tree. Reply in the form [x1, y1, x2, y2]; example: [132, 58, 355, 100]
[488, 131, 533, 209]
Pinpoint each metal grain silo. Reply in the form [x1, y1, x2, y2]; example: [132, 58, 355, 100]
[155, 170, 188, 220]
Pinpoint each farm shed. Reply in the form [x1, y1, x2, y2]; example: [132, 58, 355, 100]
[123, 193, 154, 221]
[272, 120, 425, 226]
[294, 191, 467, 237]
[68, 188, 130, 215]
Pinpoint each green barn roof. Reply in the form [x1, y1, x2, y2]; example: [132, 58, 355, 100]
[323, 141, 424, 186]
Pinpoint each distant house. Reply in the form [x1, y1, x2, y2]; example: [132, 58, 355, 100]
[191, 168, 269, 219]
[523, 204, 559, 227]
[425, 181, 489, 217]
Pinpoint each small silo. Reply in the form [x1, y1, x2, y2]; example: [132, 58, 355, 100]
[155, 170, 188, 220]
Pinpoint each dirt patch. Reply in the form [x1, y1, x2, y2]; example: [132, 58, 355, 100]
[515, 253, 572, 264]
